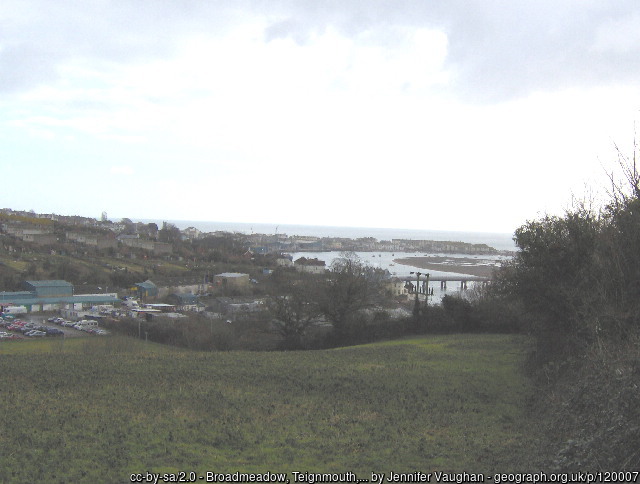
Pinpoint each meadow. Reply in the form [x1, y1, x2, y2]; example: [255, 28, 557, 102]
[0, 334, 545, 482]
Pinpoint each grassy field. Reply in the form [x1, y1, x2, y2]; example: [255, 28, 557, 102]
[0, 334, 545, 482]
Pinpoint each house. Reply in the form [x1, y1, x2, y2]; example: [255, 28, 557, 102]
[181, 226, 202, 240]
[119, 237, 172, 255]
[23, 233, 58, 245]
[66, 232, 117, 249]
[275, 256, 294, 268]
[294, 257, 326, 274]
[387, 277, 408, 297]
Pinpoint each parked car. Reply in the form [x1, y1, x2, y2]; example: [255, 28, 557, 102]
[25, 330, 46, 337]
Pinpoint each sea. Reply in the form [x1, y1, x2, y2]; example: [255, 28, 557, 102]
[142, 219, 517, 252]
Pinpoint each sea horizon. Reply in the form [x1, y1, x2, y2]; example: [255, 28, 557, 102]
[136, 218, 517, 252]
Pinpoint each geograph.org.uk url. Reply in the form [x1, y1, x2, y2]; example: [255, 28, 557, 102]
[490, 472, 639, 484]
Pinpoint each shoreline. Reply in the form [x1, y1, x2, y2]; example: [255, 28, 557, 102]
[393, 256, 498, 278]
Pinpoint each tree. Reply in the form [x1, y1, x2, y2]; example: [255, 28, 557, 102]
[493, 141, 640, 347]
[120, 218, 136, 235]
[317, 253, 388, 342]
[494, 206, 602, 345]
[146, 223, 159, 238]
[268, 280, 320, 349]
[158, 222, 181, 244]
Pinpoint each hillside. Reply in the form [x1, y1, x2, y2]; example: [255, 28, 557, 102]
[0, 334, 545, 481]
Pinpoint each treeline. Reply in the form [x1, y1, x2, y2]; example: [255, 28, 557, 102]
[472, 152, 640, 470]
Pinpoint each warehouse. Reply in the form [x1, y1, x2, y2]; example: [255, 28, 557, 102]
[0, 280, 119, 313]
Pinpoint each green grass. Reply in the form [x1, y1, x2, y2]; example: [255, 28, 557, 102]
[0, 334, 543, 482]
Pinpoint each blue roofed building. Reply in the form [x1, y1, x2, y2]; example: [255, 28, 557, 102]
[132, 280, 158, 300]
[0, 280, 119, 313]
[23, 280, 74, 297]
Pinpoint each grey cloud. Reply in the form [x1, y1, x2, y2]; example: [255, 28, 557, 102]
[259, 0, 640, 102]
[439, 1, 640, 102]
[0, 0, 237, 93]
[3, 0, 640, 102]
[0, 42, 58, 92]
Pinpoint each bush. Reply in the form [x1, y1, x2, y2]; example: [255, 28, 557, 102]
[488, 145, 640, 469]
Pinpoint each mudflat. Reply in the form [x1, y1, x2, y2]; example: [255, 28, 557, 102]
[393, 256, 497, 277]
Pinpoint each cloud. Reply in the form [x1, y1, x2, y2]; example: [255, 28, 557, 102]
[440, 1, 640, 102]
[259, 1, 640, 102]
[3, 1, 640, 102]
[110, 165, 135, 176]
[2, 1, 639, 233]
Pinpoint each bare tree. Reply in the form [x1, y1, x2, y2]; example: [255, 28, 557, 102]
[268, 275, 320, 349]
[317, 253, 388, 342]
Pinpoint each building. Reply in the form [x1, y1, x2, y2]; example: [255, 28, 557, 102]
[22, 233, 58, 245]
[66, 232, 118, 250]
[208, 297, 265, 319]
[294, 257, 327, 274]
[119, 237, 172, 255]
[132, 280, 158, 299]
[181, 226, 202, 240]
[387, 277, 409, 297]
[213, 272, 250, 288]
[24, 280, 74, 297]
[166, 293, 203, 312]
[275, 256, 294, 268]
[0, 280, 119, 313]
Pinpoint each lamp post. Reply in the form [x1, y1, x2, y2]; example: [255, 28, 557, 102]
[410, 272, 422, 322]
[424, 272, 431, 306]
[410, 271, 430, 329]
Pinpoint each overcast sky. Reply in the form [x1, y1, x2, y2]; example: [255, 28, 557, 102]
[2, 1, 640, 234]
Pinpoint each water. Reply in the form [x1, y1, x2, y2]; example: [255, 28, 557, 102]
[286, 250, 505, 303]
[286, 251, 506, 279]
[140, 219, 517, 252]
[137, 218, 515, 303]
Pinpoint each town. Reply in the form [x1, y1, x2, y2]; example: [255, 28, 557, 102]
[1, 208, 501, 255]
[2, 207, 500, 349]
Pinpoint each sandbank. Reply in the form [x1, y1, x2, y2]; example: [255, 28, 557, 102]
[393, 256, 497, 278]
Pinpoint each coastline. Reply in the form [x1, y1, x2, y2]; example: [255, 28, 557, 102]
[393, 256, 498, 278]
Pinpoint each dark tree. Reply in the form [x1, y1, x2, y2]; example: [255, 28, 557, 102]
[268, 279, 320, 349]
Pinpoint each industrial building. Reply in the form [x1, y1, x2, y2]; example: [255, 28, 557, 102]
[0, 280, 119, 313]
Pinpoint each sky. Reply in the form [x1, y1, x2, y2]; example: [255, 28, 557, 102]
[2, 1, 640, 235]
